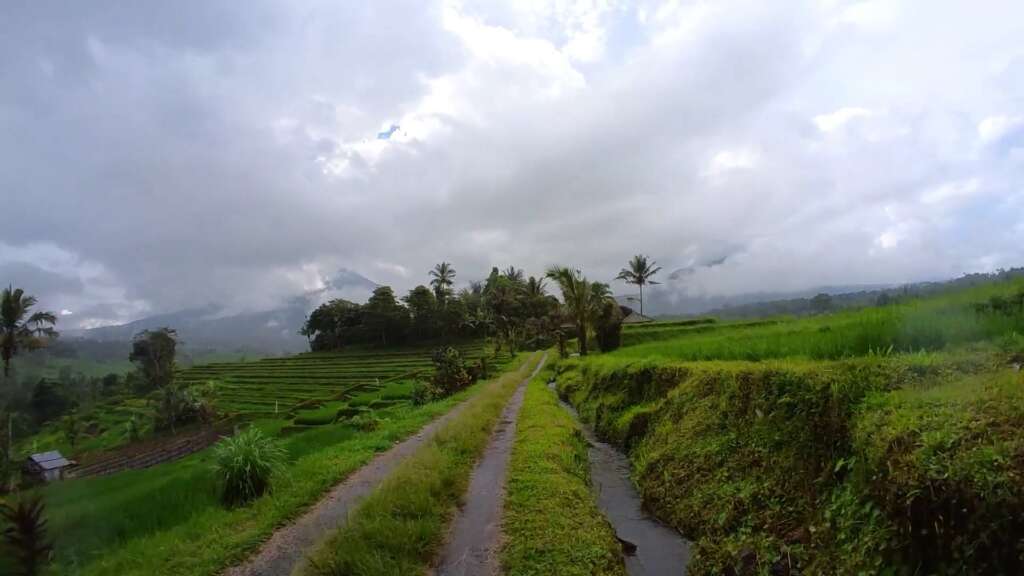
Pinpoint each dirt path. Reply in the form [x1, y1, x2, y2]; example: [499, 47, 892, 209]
[223, 377, 513, 576]
[433, 354, 547, 576]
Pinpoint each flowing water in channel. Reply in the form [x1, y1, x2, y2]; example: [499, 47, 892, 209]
[551, 381, 692, 576]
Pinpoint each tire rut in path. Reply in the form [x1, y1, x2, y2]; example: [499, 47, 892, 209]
[433, 353, 547, 576]
[224, 381, 501, 576]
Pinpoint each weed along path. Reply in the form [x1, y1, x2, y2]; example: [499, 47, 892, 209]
[223, 362, 534, 576]
[434, 353, 548, 576]
[551, 382, 691, 576]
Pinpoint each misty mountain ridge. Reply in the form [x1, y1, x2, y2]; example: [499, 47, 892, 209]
[68, 268, 380, 354]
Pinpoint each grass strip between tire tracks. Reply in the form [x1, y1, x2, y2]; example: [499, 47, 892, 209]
[297, 352, 543, 576]
[500, 366, 626, 576]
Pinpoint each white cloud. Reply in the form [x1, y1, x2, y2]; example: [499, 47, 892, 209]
[978, 115, 1024, 143]
[813, 107, 873, 133]
[705, 148, 759, 178]
[3, 0, 1024, 321]
[920, 178, 981, 205]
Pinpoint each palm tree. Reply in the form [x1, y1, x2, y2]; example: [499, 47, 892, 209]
[545, 266, 592, 355]
[503, 266, 525, 284]
[1, 286, 58, 378]
[615, 254, 662, 317]
[429, 262, 456, 304]
[525, 276, 547, 298]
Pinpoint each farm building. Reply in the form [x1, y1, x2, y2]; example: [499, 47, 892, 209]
[622, 310, 655, 324]
[24, 450, 71, 483]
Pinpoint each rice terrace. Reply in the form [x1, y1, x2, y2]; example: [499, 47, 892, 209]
[3, 2, 1024, 575]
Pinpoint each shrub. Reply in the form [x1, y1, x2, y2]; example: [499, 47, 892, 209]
[212, 427, 287, 507]
[0, 495, 53, 576]
[430, 346, 472, 398]
[348, 412, 383, 432]
[411, 381, 433, 405]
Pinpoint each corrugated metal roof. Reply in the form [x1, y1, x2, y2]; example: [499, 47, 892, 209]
[622, 312, 655, 324]
[29, 451, 70, 470]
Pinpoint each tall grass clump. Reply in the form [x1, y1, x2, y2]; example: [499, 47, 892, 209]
[212, 427, 287, 507]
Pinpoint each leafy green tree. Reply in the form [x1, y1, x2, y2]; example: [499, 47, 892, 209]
[429, 262, 456, 304]
[29, 380, 73, 425]
[129, 328, 178, 391]
[546, 266, 594, 356]
[301, 299, 362, 351]
[403, 285, 439, 341]
[486, 276, 527, 353]
[590, 284, 624, 351]
[1, 287, 58, 378]
[62, 413, 80, 449]
[615, 255, 661, 317]
[363, 286, 410, 346]
[811, 293, 833, 314]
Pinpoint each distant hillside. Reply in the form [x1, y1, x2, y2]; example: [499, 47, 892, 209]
[70, 268, 379, 355]
[702, 268, 1024, 320]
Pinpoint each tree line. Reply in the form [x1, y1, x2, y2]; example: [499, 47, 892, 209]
[301, 256, 663, 357]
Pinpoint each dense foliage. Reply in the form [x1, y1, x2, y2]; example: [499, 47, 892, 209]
[302, 264, 568, 353]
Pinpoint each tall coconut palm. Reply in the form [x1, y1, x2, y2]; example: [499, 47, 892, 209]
[545, 266, 592, 355]
[525, 276, 547, 298]
[1, 286, 58, 378]
[615, 254, 662, 317]
[429, 262, 456, 304]
[503, 266, 525, 285]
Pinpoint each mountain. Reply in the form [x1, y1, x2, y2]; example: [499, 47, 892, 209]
[73, 268, 379, 354]
[641, 268, 1024, 319]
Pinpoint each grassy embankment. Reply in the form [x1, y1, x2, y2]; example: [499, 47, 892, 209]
[556, 278, 1024, 575]
[298, 352, 543, 576]
[35, 350, 522, 575]
[501, 366, 625, 576]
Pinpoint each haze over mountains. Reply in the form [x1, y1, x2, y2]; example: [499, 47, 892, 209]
[66, 269, 380, 354]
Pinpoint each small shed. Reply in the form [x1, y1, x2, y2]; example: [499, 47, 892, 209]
[24, 451, 71, 483]
[622, 311, 655, 324]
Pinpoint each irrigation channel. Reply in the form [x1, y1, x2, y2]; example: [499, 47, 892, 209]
[550, 381, 692, 576]
[435, 354, 548, 576]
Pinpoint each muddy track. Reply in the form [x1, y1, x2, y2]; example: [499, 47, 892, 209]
[433, 353, 547, 576]
[223, 372, 521, 576]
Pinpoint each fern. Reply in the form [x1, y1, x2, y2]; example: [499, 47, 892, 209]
[1, 495, 53, 576]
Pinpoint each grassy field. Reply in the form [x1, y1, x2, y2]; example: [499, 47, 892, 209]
[28, 348, 522, 575]
[614, 279, 1024, 361]
[176, 342, 506, 417]
[554, 277, 1024, 575]
[17, 343, 509, 462]
[501, 367, 625, 576]
[298, 353, 542, 576]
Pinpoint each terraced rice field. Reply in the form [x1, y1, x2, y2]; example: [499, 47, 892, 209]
[176, 343, 508, 417]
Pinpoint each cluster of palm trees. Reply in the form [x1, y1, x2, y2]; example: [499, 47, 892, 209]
[545, 254, 661, 356]
[1, 286, 58, 378]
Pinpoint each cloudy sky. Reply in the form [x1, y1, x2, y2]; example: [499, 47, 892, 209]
[2, 0, 1023, 327]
